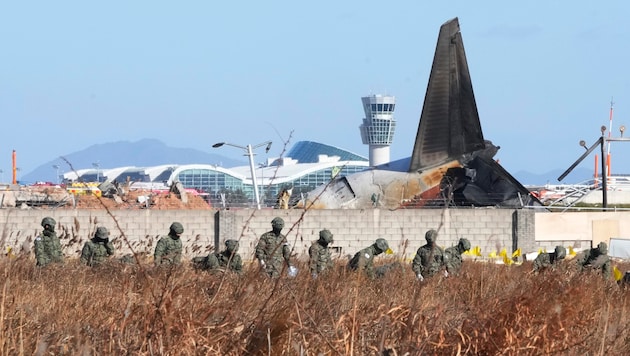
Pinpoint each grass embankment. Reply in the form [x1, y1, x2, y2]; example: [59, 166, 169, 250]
[0, 257, 629, 355]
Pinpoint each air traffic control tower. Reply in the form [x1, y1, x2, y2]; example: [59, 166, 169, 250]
[359, 94, 396, 166]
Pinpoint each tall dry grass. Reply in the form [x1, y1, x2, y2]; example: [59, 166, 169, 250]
[0, 255, 629, 355]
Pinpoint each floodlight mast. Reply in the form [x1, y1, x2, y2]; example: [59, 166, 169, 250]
[558, 126, 609, 209]
[212, 141, 272, 209]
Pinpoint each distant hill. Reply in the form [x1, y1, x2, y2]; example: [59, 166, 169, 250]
[21, 139, 246, 184]
[512, 167, 594, 186]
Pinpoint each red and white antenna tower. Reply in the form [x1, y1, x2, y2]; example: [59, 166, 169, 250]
[607, 97, 614, 176]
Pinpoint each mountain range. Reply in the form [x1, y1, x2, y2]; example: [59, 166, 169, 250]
[21, 138, 594, 186]
[21, 139, 246, 184]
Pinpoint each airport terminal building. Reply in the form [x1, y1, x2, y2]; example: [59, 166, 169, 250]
[62, 141, 370, 208]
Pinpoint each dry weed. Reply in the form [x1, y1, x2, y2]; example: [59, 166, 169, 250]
[0, 256, 629, 355]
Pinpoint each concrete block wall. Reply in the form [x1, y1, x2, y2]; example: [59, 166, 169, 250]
[0, 209, 217, 259]
[217, 208, 522, 262]
[1, 208, 531, 263]
[514, 209, 536, 254]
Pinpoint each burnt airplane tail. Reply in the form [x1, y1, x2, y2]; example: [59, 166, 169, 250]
[409, 17, 485, 172]
[297, 17, 543, 210]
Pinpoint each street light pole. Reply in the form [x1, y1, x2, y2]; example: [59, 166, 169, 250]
[213, 141, 272, 209]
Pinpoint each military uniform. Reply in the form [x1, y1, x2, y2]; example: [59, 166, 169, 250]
[154, 222, 184, 266]
[309, 229, 334, 277]
[256, 217, 292, 277]
[532, 246, 566, 273]
[576, 242, 612, 278]
[348, 238, 390, 278]
[201, 240, 243, 274]
[412, 229, 445, 279]
[34, 217, 63, 267]
[215, 249, 243, 274]
[444, 238, 471, 275]
[80, 227, 115, 266]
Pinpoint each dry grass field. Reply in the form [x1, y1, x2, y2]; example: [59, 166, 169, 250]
[1, 254, 629, 355]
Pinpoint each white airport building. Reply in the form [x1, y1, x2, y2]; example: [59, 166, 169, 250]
[62, 141, 370, 208]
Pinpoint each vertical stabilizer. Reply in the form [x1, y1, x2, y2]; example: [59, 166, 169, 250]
[408, 17, 485, 172]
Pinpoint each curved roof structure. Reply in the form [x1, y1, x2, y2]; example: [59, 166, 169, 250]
[285, 141, 367, 163]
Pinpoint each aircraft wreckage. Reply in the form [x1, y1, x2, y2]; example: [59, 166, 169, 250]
[297, 18, 542, 210]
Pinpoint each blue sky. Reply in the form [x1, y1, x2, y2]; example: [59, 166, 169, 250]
[2, 1, 629, 183]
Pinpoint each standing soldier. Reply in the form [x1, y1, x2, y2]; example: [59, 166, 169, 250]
[576, 241, 612, 279]
[154, 222, 184, 266]
[532, 245, 566, 273]
[309, 229, 334, 278]
[444, 238, 471, 275]
[347, 238, 392, 278]
[256, 217, 296, 277]
[34, 216, 64, 267]
[80, 226, 115, 266]
[412, 229, 445, 281]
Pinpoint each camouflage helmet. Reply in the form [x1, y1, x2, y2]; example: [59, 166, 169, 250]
[597, 242, 608, 255]
[95, 226, 109, 239]
[170, 222, 184, 234]
[374, 238, 389, 252]
[41, 216, 56, 228]
[458, 238, 471, 251]
[271, 217, 285, 229]
[225, 239, 239, 252]
[554, 245, 566, 259]
[319, 229, 334, 244]
[425, 229, 438, 244]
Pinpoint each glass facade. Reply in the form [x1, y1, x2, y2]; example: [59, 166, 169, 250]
[361, 118, 396, 145]
[153, 168, 175, 183]
[370, 103, 395, 113]
[174, 163, 368, 208]
[112, 171, 150, 183]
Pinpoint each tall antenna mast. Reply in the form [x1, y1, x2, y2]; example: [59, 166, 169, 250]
[607, 97, 614, 176]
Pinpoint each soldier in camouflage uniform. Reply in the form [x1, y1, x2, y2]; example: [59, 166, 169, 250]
[309, 229, 334, 278]
[444, 238, 471, 275]
[215, 239, 243, 273]
[532, 245, 566, 273]
[412, 229, 445, 281]
[194, 239, 243, 274]
[255, 217, 295, 277]
[34, 216, 64, 267]
[80, 226, 115, 266]
[154, 222, 184, 266]
[347, 238, 391, 278]
[576, 241, 612, 279]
